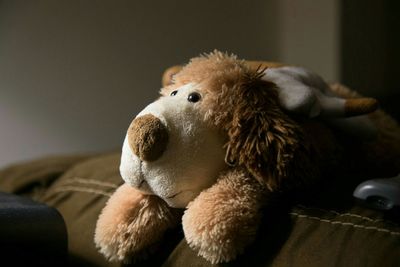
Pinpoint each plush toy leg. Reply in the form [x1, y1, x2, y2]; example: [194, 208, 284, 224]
[182, 169, 267, 263]
[95, 183, 180, 262]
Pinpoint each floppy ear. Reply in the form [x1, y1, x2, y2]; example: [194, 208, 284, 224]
[217, 68, 308, 191]
[162, 65, 183, 86]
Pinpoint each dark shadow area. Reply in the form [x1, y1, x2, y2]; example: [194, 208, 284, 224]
[341, 0, 400, 121]
[221, 204, 293, 267]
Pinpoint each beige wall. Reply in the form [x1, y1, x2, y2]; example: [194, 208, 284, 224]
[0, 0, 339, 167]
[276, 0, 339, 82]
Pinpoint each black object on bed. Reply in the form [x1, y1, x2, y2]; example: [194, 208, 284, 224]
[0, 191, 67, 266]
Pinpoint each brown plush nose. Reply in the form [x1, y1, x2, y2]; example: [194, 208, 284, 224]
[127, 114, 169, 162]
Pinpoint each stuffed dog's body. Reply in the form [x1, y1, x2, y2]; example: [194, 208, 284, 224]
[95, 51, 400, 263]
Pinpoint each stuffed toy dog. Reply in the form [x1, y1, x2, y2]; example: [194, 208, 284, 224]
[94, 51, 400, 263]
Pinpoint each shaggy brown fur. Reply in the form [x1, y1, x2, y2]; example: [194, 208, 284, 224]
[182, 168, 266, 263]
[161, 61, 285, 87]
[163, 51, 317, 191]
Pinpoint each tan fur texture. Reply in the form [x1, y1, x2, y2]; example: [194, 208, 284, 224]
[182, 168, 267, 263]
[162, 65, 183, 86]
[161, 61, 285, 87]
[163, 51, 316, 191]
[95, 184, 180, 262]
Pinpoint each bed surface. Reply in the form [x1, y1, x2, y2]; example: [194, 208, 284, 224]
[0, 153, 399, 267]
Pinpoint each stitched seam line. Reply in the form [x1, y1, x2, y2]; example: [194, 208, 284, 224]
[48, 188, 400, 236]
[290, 212, 400, 236]
[52, 186, 112, 197]
[296, 204, 389, 224]
[60, 177, 119, 189]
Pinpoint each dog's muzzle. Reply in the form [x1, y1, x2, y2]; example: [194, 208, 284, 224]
[127, 114, 169, 162]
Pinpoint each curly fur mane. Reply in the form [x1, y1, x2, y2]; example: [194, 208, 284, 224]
[165, 51, 317, 191]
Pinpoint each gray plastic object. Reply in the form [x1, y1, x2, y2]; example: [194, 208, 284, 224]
[353, 174, 400, 210]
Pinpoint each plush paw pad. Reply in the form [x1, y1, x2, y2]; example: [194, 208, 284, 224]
[95, 186, 178, 262]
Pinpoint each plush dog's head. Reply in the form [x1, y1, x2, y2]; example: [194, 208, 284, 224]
[120, 80, 227, 208]
[120, 51, 307, 208]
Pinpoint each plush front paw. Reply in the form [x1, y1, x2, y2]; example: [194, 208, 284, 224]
[94, 184, 178, 262]
[182, 173, 264, 263]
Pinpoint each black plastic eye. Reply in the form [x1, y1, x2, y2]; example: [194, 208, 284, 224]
[187, 92, 201, 103]
[170, 90, 178, 96]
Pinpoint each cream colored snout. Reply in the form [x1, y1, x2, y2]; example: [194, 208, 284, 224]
[120, 83, 227, 208]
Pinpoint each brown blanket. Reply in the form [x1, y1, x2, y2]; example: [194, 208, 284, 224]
[1, 153, 399, 267]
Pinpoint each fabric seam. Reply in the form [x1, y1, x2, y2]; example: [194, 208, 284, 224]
[296, 204, 398, 226]
[49, 186, 400, 236]
[290, 212, 400, 236]
[52, 185, 113, 197]
[60, 177, 119, 188]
